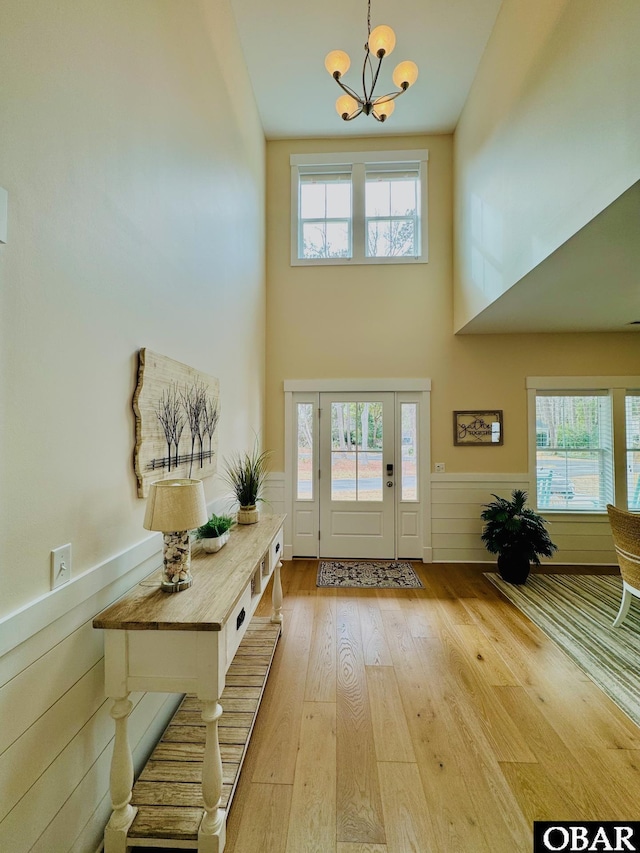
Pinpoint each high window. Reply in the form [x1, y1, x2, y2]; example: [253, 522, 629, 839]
[527, 377, 640, 513]
[291, 150, 428, 266]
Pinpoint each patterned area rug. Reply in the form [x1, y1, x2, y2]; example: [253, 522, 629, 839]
[486, 572, 640, 728]
[317, 560, 424, 589]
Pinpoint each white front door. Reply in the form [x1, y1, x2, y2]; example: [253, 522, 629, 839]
[319, 392, 395, 558]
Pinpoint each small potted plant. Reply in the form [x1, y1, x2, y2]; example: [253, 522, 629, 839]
[223, 440, 272, 524]
[481, 489, 558, 584]
[195, 512, 235, 552]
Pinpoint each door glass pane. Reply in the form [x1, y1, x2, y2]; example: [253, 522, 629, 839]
[296, 403, 313, 501]
[332, 451, 356, 501]
[357, 452, 382, 501]
[332, 402, 356, 450]
[401, 403, 418, 501]
[356, 402, 383, 450]
[626, 395, 640, 509]
[331, 402, 383, 501]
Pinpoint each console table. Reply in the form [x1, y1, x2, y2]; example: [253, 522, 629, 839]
[93, 514, 285, 853]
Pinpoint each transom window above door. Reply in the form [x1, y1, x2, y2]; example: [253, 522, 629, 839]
[290, 149, 429, 266]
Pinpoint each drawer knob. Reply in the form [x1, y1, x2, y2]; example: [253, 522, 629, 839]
[236, 608, 246, 631]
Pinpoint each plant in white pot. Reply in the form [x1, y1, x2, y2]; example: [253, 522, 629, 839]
[195, 513, 236, 552]
[223, 441, 272, 524]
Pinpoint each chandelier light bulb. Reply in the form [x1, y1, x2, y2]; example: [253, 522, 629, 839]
[325, 50, 351, 79]
[392, 60, 419, 90]
[373, 98, 395, 121]
[336, 94, 359, 119]
[368, 25, 396, 58]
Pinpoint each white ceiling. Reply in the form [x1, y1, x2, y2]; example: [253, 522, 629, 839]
[229, 0, 503, 138]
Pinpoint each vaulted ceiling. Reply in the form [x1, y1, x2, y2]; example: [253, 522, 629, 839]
[230, 0, 639, 335]
[229, 0, 503, 138]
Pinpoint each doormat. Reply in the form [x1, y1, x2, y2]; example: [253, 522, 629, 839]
[317, 560, 424, 589]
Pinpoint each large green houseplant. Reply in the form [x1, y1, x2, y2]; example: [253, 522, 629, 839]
[223, 440, 272, 524]
[481, 489, 558, 584]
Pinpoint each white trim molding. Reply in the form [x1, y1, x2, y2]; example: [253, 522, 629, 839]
[284, 378, 431, 392]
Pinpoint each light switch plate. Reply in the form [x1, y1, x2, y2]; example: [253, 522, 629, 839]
[51, 543, 72, 589]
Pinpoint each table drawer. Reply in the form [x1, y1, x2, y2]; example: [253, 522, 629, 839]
[269, 527, 284, 573]
[226, 584, 252, 669]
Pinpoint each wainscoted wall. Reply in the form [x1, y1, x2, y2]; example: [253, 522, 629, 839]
[269, 472, 617, 566]
[0, 536, 178, 853]
[430, 473, 616, 565]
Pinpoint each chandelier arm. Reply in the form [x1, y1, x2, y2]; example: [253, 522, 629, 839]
[368, 54, 385, 103]
[334, 77, 363, 103]
[372, 88, 406, 105]
[344, 106, 364, 121]
[362, 49, 373, 103]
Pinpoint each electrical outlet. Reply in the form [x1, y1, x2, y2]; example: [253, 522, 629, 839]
[51, 544, 72, 589]
[434, 462, 445, 473]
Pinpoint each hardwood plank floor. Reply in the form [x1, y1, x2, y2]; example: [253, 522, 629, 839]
[142, 560, 639, 853]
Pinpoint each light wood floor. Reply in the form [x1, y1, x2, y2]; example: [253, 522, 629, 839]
[157, 561, 640, 853]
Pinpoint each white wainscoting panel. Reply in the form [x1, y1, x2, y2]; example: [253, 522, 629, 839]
[430, 474, 616, 565]
[0, 532, 186, 853]
[264, 472, 285, 517]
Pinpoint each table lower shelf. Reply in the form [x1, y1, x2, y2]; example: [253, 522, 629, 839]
[126, 617, 281, 848]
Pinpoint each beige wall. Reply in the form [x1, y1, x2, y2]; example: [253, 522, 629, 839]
[0, 0, 266, 618]
[453, 0, 640, 330]
[265, 135, 639, 474]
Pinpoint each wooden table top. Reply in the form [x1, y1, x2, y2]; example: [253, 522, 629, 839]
[93, 515, 285, 632]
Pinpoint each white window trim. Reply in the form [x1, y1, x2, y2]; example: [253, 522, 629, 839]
[290, 149, 429, 267]
[526, 375, 640, 514]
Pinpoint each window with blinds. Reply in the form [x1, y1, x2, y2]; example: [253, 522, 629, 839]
[290, 150, 428, 266]
[298, 166, 352, 260]
[365, 163, 420, 258]
[535, 391, 614, 511]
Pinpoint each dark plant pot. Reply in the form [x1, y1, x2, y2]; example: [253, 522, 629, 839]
[497, 551, 531, 585]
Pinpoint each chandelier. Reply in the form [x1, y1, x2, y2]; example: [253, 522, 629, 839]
[324, 0, 418, 122]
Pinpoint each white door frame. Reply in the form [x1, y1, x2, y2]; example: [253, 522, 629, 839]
[283, 378, 432, 562]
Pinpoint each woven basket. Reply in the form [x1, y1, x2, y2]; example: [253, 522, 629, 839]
[607, 504, 640, 590]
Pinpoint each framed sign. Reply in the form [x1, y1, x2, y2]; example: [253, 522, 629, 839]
[453, 410, 503, 446]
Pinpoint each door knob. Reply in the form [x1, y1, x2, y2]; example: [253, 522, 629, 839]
[386, 481, 393, 487]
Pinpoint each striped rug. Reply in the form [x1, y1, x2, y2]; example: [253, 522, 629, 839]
[486, 573, 640, 729]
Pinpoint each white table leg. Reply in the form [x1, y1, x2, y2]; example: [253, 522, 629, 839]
[104, 695, 137, 853]
[198, 700, 226, 853]
[271, 558, 283, 626]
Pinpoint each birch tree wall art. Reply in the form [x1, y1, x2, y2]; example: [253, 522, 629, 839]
[133, 349, 220, 497]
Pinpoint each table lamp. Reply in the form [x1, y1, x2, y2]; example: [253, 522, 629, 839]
[143, 478, 208, 593]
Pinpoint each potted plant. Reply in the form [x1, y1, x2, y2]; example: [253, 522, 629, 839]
[481, 489, 558, 584]
[223, 440, 272, 524]
[195, 512, 236, 552]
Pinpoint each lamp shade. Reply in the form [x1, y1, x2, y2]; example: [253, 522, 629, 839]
[325, 50, 351, 78]
[336, 93, 359, 118]
[143, 479, 208, 532]
[373, 98, 395, 120]
[392, 60, 419, 89]
[368, 25, 396, 58]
